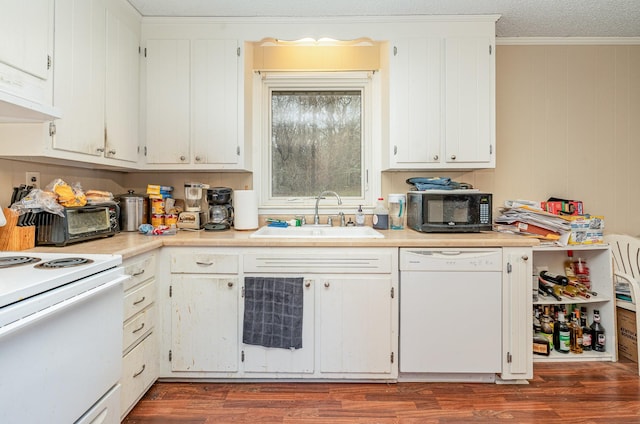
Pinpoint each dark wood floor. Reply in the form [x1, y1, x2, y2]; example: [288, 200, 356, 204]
[123, 360, 640, 423]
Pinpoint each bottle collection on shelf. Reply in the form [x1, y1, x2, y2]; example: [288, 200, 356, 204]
[533, 305, 606, 356]
[532, 251, 606, 356]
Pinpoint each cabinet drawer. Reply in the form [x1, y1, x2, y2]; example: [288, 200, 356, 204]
[124, 280, 155, 322]
[123, 304, 156, 354]
[123, 254, 156, 292]
[121, 332, 158, 419]
[170, 253, 239, 274]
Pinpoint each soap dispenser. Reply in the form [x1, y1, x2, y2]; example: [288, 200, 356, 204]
[355, 205, 365, 226]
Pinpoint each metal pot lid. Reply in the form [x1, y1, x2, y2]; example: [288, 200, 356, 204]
[116, 190, 147, 199]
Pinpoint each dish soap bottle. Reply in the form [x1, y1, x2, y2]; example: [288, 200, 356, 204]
[372, 197, 389, 230]
[355, 205, 365, 227]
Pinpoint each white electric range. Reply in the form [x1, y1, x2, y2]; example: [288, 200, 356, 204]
[0, 251, 128, 424]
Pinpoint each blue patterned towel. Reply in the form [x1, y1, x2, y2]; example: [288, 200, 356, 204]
[243, 277, 304, 349]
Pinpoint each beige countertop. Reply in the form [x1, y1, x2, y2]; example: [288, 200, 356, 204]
[28, 228, 540, 259]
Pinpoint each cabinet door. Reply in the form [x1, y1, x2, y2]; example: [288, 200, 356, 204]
[192, 39, 240, 166]
[319, 276, 394, 374]
[388, 38, 442, 168]
[52, 0, 106, 156]
[444, 36, 493, 165]
[144, 39, 190, 164]
[0, 0, 51, 80]
[242, 277, 315, 374]
[105, 3, 140, 162]
[170, 275, 239, 372]
[501, 247, 533, 380]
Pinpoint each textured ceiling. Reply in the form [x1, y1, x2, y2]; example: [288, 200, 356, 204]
[127, 0, 640, 37]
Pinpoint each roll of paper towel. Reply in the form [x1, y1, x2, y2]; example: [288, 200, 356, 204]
[233, 190, 258, 230]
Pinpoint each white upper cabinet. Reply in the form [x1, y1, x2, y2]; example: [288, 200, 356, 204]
[0, 0, 58, 121]
[388, 32, 495, 170]
[143, 38, 243, 169]
[52, 0, 140, 163]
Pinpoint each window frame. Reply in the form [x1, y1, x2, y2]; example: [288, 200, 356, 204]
[254, 71, 380, 214]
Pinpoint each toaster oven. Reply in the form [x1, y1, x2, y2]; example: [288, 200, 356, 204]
[35, 202, 120, 246]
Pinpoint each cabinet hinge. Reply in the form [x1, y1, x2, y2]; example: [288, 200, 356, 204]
[507, 262, 512, 274]
[104, 127, 107, 143]
[489, 44, 492, 55]
[506, 352, 512, 363]
[393, 145, 397, 155]
[144, 146, 148, 156]
[241, 286, 245, 298]
[138, 46, 141, 55]
[144, 47, 147, 58]
[47, 54, 51, 70]
[393, 46, 398, 56]
[237, 47, 241, 57]
[391, 287, 395, 299]
[241, 350, 245, 362]
[391, 352, 394, 363]
[490, 145, 493, 155]
[236, 146, 241, 156]
[48, 122, 56, 137]
[169, 350, 172, 362]
[169, 285, 172, 297]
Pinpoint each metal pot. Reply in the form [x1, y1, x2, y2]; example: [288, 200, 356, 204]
[117, 190, 148, 231]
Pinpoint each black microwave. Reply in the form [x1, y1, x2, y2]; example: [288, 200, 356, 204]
[407, 191, 492, 233]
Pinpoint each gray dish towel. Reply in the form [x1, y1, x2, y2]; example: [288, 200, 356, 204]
[243, 276, 304, 349]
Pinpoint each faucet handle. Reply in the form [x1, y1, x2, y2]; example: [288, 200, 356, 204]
[327, 216, 334, 226]
[338, 211, 346, 227]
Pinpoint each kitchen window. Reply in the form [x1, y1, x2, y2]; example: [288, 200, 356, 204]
[256, 72, 380, 211]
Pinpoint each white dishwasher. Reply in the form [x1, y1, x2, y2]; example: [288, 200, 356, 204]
[399, 248, 502, 382]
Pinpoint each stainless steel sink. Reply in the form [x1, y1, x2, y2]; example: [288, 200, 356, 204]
[250, 225, 384, 239]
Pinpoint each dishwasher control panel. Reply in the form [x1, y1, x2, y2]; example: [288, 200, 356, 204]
[399, 248, 502, 272]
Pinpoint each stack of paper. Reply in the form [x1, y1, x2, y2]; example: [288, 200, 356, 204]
[494, 204, 573, 245]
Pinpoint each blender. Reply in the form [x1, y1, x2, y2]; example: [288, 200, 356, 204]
[177, 183, 209, 229]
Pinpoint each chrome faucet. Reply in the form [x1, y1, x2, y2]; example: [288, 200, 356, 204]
[314, 190, 342, 225]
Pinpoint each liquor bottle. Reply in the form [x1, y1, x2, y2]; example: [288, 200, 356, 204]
[580, 306, 592, 352]
[540, 306, 554, 350]
[562, 284, 589, 299]
[556, 311, 571, 353]
[590, 309, 606, 352]
[568, 280, 597, 297]
[538, 278, 562, 301]
[564, 250, 578, 282]
[540, 270, 569, 286]
[570, 310, 583, 354]
[573, 257, 591, 289]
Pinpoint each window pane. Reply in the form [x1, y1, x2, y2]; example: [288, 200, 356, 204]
[271, 90, 362, 198]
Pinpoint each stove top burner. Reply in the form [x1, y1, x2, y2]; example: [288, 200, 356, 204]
[34, 257, 95, 269]
[0, 256, 42, 269]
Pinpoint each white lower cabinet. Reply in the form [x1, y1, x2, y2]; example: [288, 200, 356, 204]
[120, 252, 158, 420]
[160, 247, 398, 381]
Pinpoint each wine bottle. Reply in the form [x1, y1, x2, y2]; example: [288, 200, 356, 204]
[580, 307, 592, 352]
[538, 278, 562, 301]
[590, 309, 606, 352]
[570, 310, 583, 354]
[556, 311, 571, 353]
[540, 270, 569, 286]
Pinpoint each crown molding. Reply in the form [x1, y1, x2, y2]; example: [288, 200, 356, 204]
[497, 37, 640, 45]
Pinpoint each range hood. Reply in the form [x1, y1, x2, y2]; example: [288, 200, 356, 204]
[0, 90, 61, 122]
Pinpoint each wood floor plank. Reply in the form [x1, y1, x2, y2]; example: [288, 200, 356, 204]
[123, 360, 640, 423]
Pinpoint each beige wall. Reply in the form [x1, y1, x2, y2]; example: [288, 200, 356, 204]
[2, 44, 639, 235]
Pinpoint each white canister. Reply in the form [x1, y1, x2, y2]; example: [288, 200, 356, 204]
[388, 193, 406, 230]
[233, 190, 259, 230]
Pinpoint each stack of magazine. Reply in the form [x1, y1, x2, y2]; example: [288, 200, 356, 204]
[494, 200, 573, 245]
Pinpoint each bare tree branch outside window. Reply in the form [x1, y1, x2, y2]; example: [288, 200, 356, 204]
[271, 90, 362, 198]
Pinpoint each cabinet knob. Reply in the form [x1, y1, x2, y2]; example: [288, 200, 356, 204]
[108, 149, 116, 155]
[433, 154, 439, 161]
[195, 155, 202, 162]
[96, 147, 105, 153]
[521, 255, 529, 261]
[324, 282, 330, 288]
[450, 154, 456, 160]
[180, 155, 186, 161]
[227, 281, 234, 287]
[304, 281, 311, 288]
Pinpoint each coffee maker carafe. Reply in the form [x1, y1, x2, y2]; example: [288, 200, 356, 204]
[206, 187, 234, 230]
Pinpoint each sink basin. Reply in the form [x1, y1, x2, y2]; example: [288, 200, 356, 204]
[250, 225, 384, 239]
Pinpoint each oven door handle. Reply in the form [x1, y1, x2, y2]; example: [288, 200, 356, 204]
[0, 276, 127, 339]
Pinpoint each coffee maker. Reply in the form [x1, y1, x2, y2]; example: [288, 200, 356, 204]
[177, 183, 209, 229]
[206, 187, 233, 230]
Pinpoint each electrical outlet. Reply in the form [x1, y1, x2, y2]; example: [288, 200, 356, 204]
[26, 172, 41, 188]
